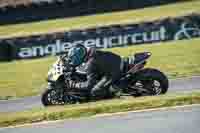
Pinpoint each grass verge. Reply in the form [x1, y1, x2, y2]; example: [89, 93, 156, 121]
[0, 0, 199, 39]
[0, 91, 200, 127]
[0, 38, 200, 99]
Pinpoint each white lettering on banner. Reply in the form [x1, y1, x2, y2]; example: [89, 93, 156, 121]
[18, 40, 69, 58]
[18, 48, 32, 58]
[174, 23, 200, 40]
[84, 39, 96, 47]
[122, 26, 166, 44]
[18, 26, 167, 58]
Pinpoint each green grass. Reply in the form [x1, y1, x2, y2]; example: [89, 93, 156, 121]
[0, 91, 200, 127]
[0, 0, 199, 39]
[0, 38, 200, 99]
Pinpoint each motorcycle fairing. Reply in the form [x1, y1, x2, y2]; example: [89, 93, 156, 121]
[47, 60, 64, 82]
[134, 52, 151, 64]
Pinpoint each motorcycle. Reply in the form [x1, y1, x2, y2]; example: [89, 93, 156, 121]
[41, 52, 169, 106]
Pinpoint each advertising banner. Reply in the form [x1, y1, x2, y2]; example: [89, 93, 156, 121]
[0, 13, 200, 60]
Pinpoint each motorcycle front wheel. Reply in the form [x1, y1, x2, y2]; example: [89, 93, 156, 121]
[41, 88, 65, 106]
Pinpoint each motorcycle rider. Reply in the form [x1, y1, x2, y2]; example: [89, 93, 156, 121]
[67, 44, 128, 99]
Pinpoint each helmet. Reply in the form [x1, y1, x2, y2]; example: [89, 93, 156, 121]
[67, 44, 87, 67]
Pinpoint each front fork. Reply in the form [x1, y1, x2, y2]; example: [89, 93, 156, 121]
[47, 82, 55, 89]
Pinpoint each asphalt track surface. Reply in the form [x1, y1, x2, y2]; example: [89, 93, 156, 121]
[0, 76, 200, 113]
[1, 104, 200, 133]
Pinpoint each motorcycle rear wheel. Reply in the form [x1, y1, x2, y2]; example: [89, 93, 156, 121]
[129, 68, 169, 96]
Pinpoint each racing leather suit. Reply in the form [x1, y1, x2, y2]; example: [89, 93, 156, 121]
[74, 49, 122, 98]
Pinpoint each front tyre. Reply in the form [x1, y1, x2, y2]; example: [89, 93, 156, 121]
[130, 68, 169, 96]
[41, 88, 64, 106]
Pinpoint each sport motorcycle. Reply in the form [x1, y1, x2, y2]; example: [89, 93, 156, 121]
[41, 52, 168, 106]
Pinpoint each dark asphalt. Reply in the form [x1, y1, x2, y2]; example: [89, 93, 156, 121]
[0, 76, 200, 113]
[1, 104, 200, 133]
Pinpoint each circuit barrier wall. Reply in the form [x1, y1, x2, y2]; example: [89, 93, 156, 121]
[0, 0, 178, 25]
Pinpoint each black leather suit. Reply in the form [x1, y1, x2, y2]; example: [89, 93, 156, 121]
[75, 49, 122, 98]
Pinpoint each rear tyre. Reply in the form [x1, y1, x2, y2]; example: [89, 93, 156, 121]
[129, 68, 169, 96]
